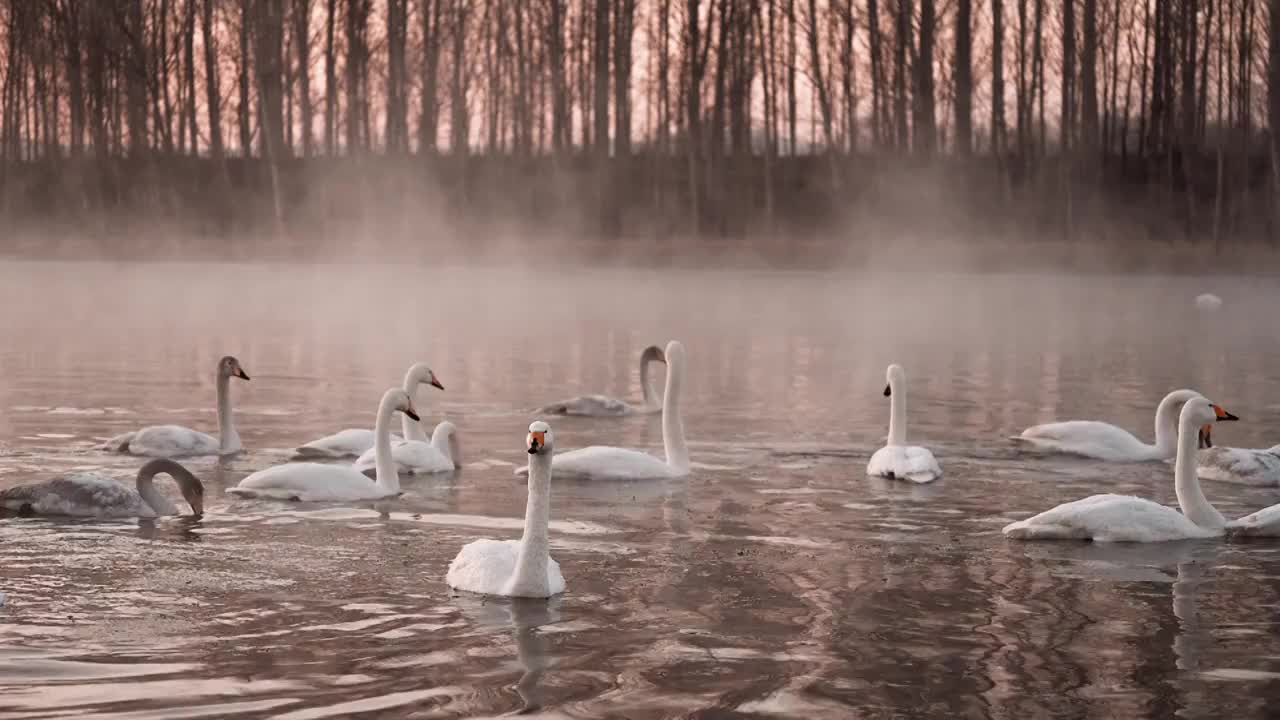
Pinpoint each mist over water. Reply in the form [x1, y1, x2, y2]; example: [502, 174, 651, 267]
[3, 259, 1280, 718]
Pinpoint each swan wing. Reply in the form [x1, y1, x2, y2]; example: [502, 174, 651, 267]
[536, 395, 634, 417]
[1015, 421, 1155, 461]
[352, 440, 453, 476]
[1003, 494, 1215, 542]
[295, 429, 380, 459]
[446, 538, 519, 595]
[228, 463, 392, 502]
[125, 425, 221, 458]
[513, 446, 682, 481]
[1228, 504, 1280, 537]
[867, 445, 942, 483]
[1198, 447, 1280, 486]
[0, 474, 153, 517]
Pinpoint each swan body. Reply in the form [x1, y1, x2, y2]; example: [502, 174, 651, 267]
[517, 340, 689, 481]
[295, 363, 443, 458]
[536, 346, 666, 417]
[1004, 398, 1238, 542]
[0, 459, 204, 518]
[1227, 504, 1280, 537]
[352, 421, 460, 475]
[1198, 445, 1280, 486]
[1195, 293, 1223, 312]
[448, 422, 565, 598]
[104, 356, 249, 458]
[1013, 389, 1203, 462]
[228, 388, 418, 502]
[867, 364, 941, 484]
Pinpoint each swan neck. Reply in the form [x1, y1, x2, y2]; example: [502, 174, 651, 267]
[216, 372, 240, 453]
[401, 377, 429, 443]
[372, 397, 401, 494]
[662, 350, 689, 471]
[1153, 394, 1181, 455]
[887, 378, 907, 446]
[640, 351, 659, 407]
[511, 452, 553, 590]
[135, 468, 179, 515]
[1174, 415, 1224, 529]
[432, 425, 456, 464]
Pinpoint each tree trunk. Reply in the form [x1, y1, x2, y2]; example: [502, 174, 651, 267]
[912, 0, 936, 155]
[548, 0, 567, 151]
[868, 0, 883, 146]
[238, 0, 252, 156]
[386, 0, 409, 151]
[894, 0, 910, 151]
[806, 0, 834, 148]
[420, 0, 442, 153]
[256, 0, 287, 160]
[1082, 0, 1099, 151]
[614, 0, 636, 156]
[126, 0, 149, 157]
[1061, 0, 1075, 151]
[324, 0, 336, 154]
[201, 0, 224, 162]
[955, 0, 973, 154]
[450, 0, 470, 156]
[992, 0, 1006, 154]
[786, 0, 797, 153]
[293, 0, 313, 157]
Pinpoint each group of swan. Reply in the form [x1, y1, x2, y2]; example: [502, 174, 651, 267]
[8, 335, 1280, 601]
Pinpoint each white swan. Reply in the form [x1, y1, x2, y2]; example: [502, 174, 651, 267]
[535, 345, 666, 416]
[351, 420, 460, 475]
[516, 340, 689, 481]
[0, 458, 204, 518]
[1194, 293, 1223, 312]
[1003, 397, 1239, 542]
[1195, 424, 1280, 486]
[866, 364, 941, 484]
[103, 356, 250, 457]
[447, 421, 565, 598]
[1012, 388, 1203, 462]
[227, 388, 418, 502]
[294, 363, 444, 458]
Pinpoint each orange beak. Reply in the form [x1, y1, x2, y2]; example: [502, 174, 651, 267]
[1212, 404, 1239, 421]
[527, 431, 546, 454]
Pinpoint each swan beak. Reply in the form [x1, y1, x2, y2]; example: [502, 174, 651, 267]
[1213, 404, 1239, 421]
[527, 431, 545, 454]
[883, 384, 892, 397]
[403, 405, 421, 422]
[235, 368, 250, 381]
[430, 377, 444, 391]
[1199, 424, 1213, 449]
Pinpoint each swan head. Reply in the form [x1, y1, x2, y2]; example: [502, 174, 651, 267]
[1183, 397, 1238, 441]
[386, 388, 421, 422]
[640, 345, 666, 365]
[884, 364, 905, 396]
[1196, 402, 1239, 448]
[527, 421, 553, 455]
[408, 363, 445, 391]
[663, 340, 685, 367]
[219, 356, 250, 381]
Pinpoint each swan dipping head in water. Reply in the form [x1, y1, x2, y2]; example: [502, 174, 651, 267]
[447, 421, 565, 598]
[1, 458, 205, 518]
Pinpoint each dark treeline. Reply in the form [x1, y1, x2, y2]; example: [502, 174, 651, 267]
[1, 0, 1279, 261]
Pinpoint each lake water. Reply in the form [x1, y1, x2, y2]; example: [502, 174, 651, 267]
[2, 261, 1279, 719]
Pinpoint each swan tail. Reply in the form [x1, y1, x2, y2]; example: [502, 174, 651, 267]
[101, 432, 136, 453]
[1003, 520, 1087, 540]
[292, 446, 344, 460]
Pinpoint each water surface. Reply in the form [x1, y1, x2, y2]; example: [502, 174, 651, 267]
[2, 261, 1279, 718]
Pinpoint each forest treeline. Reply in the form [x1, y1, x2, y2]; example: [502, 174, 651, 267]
[1, 0, 1278, 261]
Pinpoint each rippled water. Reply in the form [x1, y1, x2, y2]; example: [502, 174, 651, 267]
[2, 261, 1280, 718]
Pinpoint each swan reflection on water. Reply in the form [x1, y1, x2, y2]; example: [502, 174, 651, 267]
[452, 594, 560, 714]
